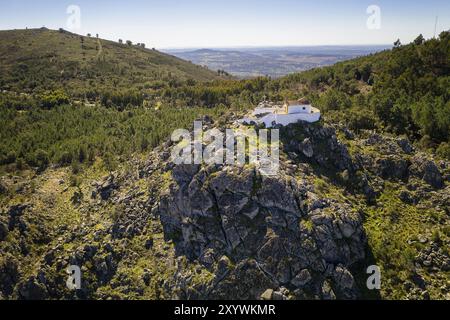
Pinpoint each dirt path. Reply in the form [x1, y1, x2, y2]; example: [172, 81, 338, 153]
[96, 38, 103, 59]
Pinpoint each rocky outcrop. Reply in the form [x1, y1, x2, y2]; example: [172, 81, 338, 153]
[157, 160, 366, 299]
[0, 180, 8, 195]
[299, 138, 314, 158]
[92, 174, 119, 201]
[6, 204, 29, 232]
[282, 123, 355, 172]
[416, 241, 450, 271]
[409, 155, 444, 189]
[153, 121, 449, 300]
[397, 138, 414, 154]
[374, 156, 410, 180]
[351, 132, 447, 192]
[17, 276, 48, 300]
[1, 119, 447, 300]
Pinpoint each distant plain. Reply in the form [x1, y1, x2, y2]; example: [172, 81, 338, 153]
[165, 45, 391, 78]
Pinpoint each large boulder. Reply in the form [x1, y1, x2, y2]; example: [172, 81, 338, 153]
[374, 156, 410, 180]
[282, 123, 355, 172]
[299, 138, 314, 158]
[5, 204, 29, 232]
[157, 162, 367, 299]
[92, 174, 119, 201]
[397, 138, 414, 154]
[410, 156, 444, 188]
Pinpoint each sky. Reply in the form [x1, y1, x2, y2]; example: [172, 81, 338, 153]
[0, 0, 449, 48]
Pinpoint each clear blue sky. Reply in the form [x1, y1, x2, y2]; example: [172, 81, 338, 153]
[0, 0, 448, 48]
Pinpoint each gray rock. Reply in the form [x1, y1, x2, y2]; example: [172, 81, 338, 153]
[272, 290, 287, 300]
[321, 280, 336, 300]
[397, 138, 413, 154]
[145, 238, 154, 249]
[209, 259, 277, 300]
[172, 164, 200, 185]
[410, 156, 444, 189]
[6, 204, 29, 231]
[283, 123, 354, 171]
[260, 289, 273, 300]
[217, 255, 232, 275]
[241, 203, 259, 220]
[94, 175, 119, 201]
[366, 133, 383, 145]
[375, 156, 409, 180]
[338, 222, 355, 238]
[18, 276, 48, 300]
[300, 138, 314, 158]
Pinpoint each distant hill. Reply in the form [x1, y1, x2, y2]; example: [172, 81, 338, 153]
[0, 28, 227, 96]
[166, 45, 390, 78]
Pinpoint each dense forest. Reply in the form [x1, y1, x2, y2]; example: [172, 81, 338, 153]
[275, 32, 449, 157]
[0, 29, 449, 174]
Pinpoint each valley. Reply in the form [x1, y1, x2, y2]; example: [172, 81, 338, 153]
[165, 46, 390, 78]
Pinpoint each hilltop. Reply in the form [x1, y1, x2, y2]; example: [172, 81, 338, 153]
[0, 28, 227, 96]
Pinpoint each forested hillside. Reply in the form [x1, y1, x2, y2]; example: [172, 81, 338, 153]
[0, 30, 449, 175]
[272, 31, 449, 157]
[0, 28, 227, 97]
[0, 29, 449, 301]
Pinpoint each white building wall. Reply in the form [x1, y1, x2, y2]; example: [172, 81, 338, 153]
[260, 112, 321, 128]
[253, 107, 279, 116]
[288, 105, 312, 114]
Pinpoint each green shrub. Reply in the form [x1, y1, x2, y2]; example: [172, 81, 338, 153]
[15, 158, 25, 170]
[436, 142, 450, 160]
[35, 149, 50, 171]
[2, 151, 17, 165]
[71, 161, 81, 174]
[431, 230, 442, 243]
[58, 151, 74, 166]
[69, 174, 81, 187]
[346, 108, 379, 132]
[103, 152, 118, 172]
[40, 90, 69, 109]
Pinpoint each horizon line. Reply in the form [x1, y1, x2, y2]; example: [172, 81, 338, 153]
[0, 27, 396, 51]
[160, 44, 393, 50]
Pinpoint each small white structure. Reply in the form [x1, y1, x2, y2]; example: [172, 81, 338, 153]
[240, 99, 321, 128]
